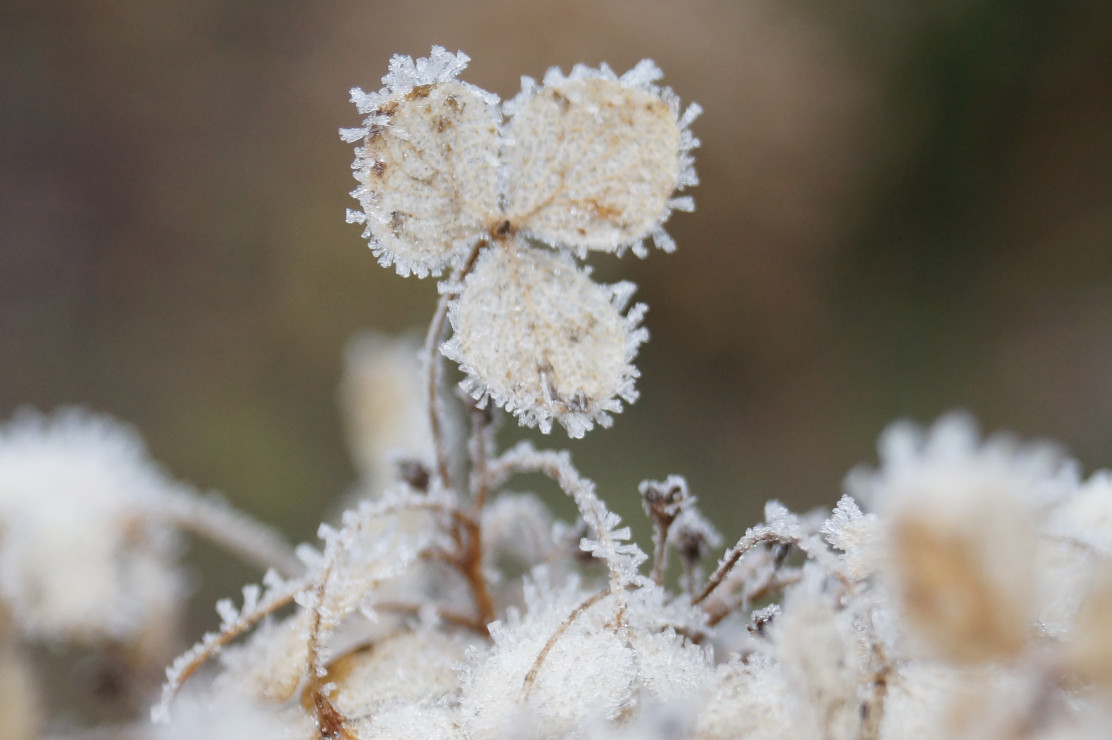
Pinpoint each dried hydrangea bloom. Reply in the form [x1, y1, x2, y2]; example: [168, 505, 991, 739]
[345, 47, 698, 436]
[443, 241, 647, 437]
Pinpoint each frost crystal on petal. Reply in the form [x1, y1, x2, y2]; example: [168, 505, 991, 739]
[443, 241, 646, 437]
[503, 64, 697, 255]
[347, 50, 500, 277]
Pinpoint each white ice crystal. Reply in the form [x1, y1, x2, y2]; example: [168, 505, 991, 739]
[0, 408, 184, 653]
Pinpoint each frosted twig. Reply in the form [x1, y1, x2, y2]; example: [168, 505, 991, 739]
[692, 525, 792, 607]
[467, 396, 497, 511]
[155, 489, 302, 576]
[425, 289, 455, 491]
[374, 600, 488, 634]
[491, 442, 647, 603]
[425, 241, 486, 492]
[152, 578, 300, 722]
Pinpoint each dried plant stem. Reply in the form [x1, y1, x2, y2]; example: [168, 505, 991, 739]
[425, 241, 487, 492]
[374, 601, 487, 634]
[693, 527, 795, 607]
[304, 563, 357, 740]
[153, 583, 299, 720]
[491, 444, 635, 603]
[424, 291, 454, 490]
[453, 513, 496, 628]
[704, 569, 803, 628]
[156, 490, 302, 577]
[519, 587, 611, 702]
[467, 398, 496, 511]
[649, 517, 673, 587]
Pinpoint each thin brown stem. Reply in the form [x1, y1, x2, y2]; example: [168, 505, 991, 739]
[155, 490, 302, 577]
[154, 584, 299, 719]
[374, 601, 488, 634]
[519, 587, 611, 702]
[457, 514, 496, 629]
[424, 292, 454, 491]
[424, 241, 487, 492]
[467, 398, 495, 512]
[693, 527, 793, 607]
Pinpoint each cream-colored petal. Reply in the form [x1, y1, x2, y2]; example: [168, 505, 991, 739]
[347, 55, 501, 277]
[443, 241, 646, 437]
[503, 62, 697, 256]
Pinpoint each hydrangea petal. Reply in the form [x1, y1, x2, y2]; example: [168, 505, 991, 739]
[347, 49, 501, 277]
[443, 241, 647, 437]
[502, 62, 697, 256]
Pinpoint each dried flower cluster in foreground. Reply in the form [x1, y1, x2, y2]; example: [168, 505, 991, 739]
[1, 48, 1111, 740]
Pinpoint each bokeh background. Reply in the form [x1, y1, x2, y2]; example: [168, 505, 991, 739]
[3, 0, 1112, 676]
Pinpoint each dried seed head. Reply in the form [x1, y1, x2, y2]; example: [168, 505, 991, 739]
[443, 241, 647, 438]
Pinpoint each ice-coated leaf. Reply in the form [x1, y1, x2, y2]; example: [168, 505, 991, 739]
[347, 49, 501, 277]
[443, 241, 646, 437]
[502, 64, 695, 255]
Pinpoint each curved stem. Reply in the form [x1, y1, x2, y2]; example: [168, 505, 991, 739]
[425, 292, 454, 491]
[425, 241, 487, 492]
[519, 587, 611, 702]
[155, 490, 302, 577]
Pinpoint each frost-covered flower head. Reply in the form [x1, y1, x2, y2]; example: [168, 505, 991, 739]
[343, 47, 699, 437]
[847, 413, 1073, 663]
[0, 408, 184, 651]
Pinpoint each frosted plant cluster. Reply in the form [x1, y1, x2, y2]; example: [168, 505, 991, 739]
[1, 47, 1111, 740]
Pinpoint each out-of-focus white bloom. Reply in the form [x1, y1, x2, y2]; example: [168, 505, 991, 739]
[339, 331, 433, 486]
[693, 656, 794, 740]
[1060, 558, 1112, 690]
[148, 692, 314, 740]
[1035, 471, 1112, 633]
[848, 413, 1069, 664]
[0, 408, 184, 656]
[770, 570, 866, 740]
[0, 637, 38, 740]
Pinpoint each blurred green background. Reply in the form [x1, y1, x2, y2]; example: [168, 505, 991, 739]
[2, 0, 1111, 643]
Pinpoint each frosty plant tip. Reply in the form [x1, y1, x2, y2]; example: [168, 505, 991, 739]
[343, 46, 700, 438]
